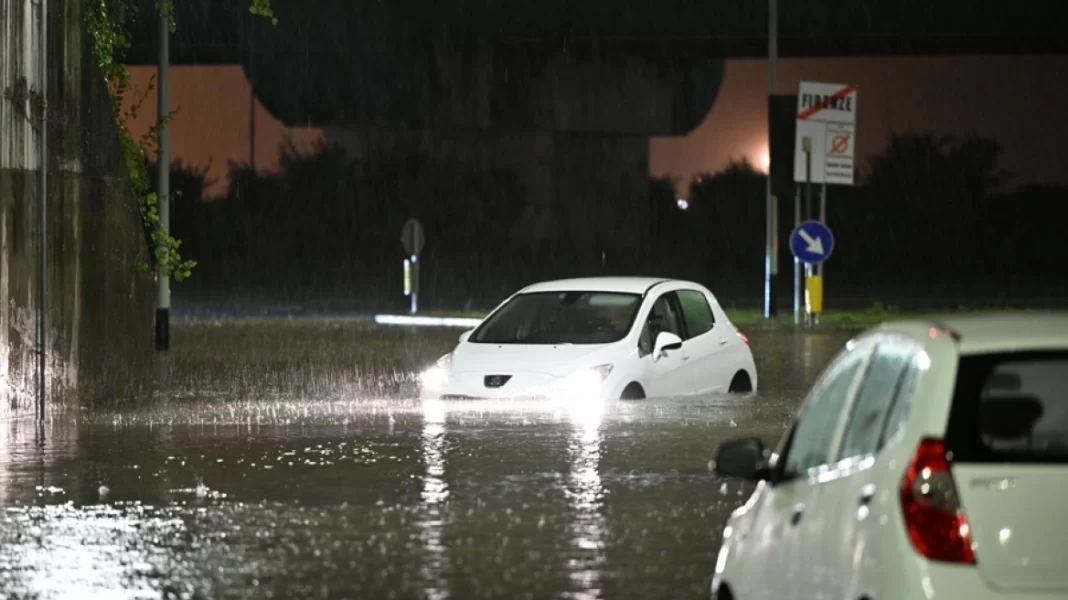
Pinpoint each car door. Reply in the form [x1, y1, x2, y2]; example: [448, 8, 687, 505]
[737, 341, 871, 600]
[812, 334, 923, 600]
[637, 292, 687, 397]
[671, 288, 732, 393]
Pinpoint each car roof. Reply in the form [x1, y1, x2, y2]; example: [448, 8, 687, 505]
[878, 311, 1068, 355]
[518, 276, 683, 295]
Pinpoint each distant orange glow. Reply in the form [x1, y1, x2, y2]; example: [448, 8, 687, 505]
[758, 149, 770, 172]
[123, 65, 324, 197]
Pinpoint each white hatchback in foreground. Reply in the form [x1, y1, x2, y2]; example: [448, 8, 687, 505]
[418, 277, 757, 401]
[710, 312, 1068, 600]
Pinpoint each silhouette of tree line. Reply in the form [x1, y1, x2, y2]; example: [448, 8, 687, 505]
[153, 132, 1068, 313]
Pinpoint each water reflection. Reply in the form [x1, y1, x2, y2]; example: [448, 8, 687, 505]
[790, 332, 844, 392]
[0, 419, 186, 598]
[420, 398, 450, 600]
[0, 418, 69, 507]
[564, 399, 607, 599]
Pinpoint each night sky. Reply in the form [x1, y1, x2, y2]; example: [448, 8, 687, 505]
[126, 54, 1068, 197]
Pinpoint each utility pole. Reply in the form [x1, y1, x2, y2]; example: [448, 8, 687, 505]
[156, 1, 171, 351]
[763, 0, 779, 319]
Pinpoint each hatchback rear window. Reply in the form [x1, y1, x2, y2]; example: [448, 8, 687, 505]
[945, 351, 1068, 463]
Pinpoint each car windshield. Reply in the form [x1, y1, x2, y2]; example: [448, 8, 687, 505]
[470, 291, 642, 345]
[946, 350, 1068, 462]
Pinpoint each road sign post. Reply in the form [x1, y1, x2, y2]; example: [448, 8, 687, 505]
[793, 183, 801, 324]
[793, 81, 858, 324]
[789, 220, 835, 327]
[800, 137, 812, 325]
[400, 218, 425, 315]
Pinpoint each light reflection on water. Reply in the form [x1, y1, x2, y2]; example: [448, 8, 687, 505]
[1, 503, 190, 600]
[564, 399, 607, 599]
[420, 398, 450, 600]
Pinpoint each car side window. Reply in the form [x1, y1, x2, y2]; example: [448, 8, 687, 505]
[838, 338, 915, 462]
[781, 346, 868, 478]
[675, 290, 716, 339]
[638, 293, 683, 356]
[878, 350, 921, 448]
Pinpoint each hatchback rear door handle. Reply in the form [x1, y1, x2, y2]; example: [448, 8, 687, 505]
[858, 483, 876, 505]
[719, 337, 729, 345]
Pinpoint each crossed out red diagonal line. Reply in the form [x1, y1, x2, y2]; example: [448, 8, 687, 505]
[798, 85, 857, 120]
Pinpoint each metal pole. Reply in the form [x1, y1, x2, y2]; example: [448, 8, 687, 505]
[805, 146, 813, 222]
[818, 183, 827, 276]
[803, 139, 813, 327]
[814, 181, 827, 327]
[37, 0, 49, 422]
[793, 183, 801, 324]
[763, 0, 778, 319]
[155, 2, 171, 351]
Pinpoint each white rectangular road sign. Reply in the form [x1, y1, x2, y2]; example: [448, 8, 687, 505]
[793, 81, 858, 186]
[824, 122, 855, 185]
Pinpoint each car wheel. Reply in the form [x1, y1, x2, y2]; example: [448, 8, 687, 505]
[728, 371, 753, 393]
[619, 383, 645, 400]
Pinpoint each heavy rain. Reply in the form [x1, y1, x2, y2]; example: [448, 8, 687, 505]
[2, 1, 1068, 599]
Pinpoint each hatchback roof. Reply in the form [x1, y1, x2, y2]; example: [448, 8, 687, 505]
[884, 311, 1068, 355]
[519, 277, 681, 295]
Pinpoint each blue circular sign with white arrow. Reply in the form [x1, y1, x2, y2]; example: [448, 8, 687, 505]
[790, 220, 835, 264]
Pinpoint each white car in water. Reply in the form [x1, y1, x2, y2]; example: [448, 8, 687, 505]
[709, 312, 1068, 600]
[418, 276, 757, 401]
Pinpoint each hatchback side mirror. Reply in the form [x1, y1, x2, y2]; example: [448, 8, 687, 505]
[710, 437, 770, 481]
[653, 331, 683, 358]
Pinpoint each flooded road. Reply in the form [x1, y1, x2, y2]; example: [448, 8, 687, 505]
[0, 322, 853, 599]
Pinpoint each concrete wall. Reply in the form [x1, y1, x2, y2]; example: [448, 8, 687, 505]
[0, 0, 155, 416]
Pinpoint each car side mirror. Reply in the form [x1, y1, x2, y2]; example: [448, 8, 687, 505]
[710, 437, 770, 481]
[458, 330, 473, 343]
[653, 331, 683, 358]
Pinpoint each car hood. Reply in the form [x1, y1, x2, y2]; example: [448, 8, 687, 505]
[450, 341, 620, 377]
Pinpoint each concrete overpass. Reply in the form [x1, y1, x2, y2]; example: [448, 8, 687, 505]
[121, 0, 1068, 250]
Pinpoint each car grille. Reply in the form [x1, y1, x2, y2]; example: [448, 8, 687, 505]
[439, 394, 548, 401]
[484, 375, 512, 388]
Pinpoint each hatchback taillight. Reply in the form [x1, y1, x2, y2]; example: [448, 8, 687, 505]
[899, 437, 975, 564]
[737, 331, 750, 347]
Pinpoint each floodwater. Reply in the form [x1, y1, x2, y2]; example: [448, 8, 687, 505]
[0, 322, 853, 599]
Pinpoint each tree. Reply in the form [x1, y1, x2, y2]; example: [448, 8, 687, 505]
[144, 158, 214, 205]
[859, 131, 1015, 276]
[864, 132, 1012, 208]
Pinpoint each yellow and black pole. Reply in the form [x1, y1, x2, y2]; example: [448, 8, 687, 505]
[805, 269, 823, 326]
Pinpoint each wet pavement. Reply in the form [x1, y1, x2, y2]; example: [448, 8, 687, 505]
[0, 323, 853, 599]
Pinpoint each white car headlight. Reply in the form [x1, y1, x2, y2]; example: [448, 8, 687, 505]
[551, 363, 614, 399]
[419, 354, 452, 389]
